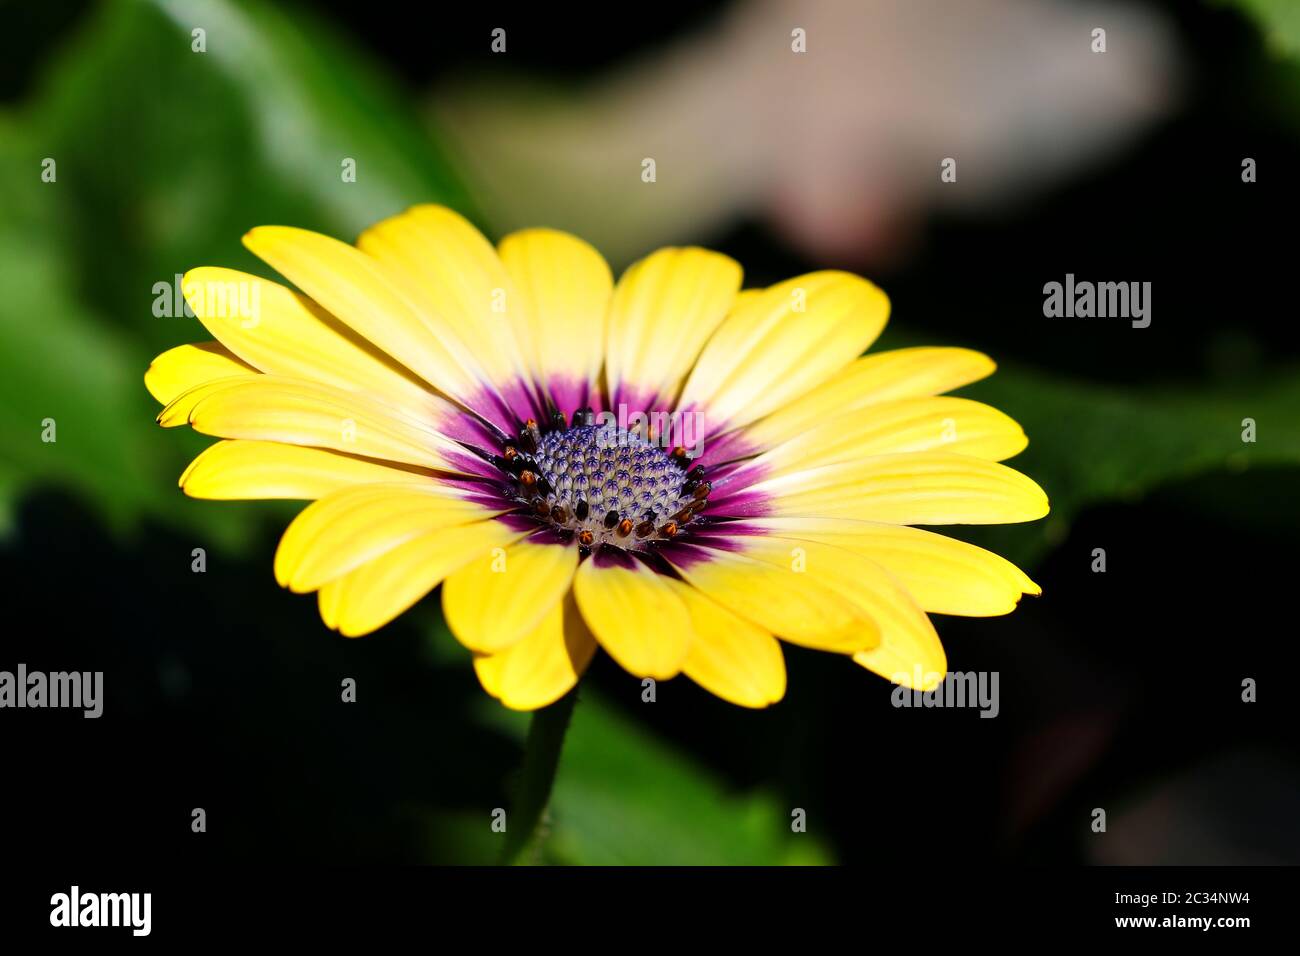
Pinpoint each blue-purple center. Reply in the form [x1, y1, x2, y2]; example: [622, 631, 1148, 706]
[504, 420, 711, 552]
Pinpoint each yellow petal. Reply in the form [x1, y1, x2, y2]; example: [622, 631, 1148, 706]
[757, 451, 1050, 525]
[853, 645, 947, 691]
[733, 396, 1027, 487]
[242, 225, 490, 416]
[356, 205, 533, 401]
[734, 534, 943, 677]
[572, 554, 692, 679]
[665, 579, 786, 708]
[665, 545, 878, 653]
[442, 535, 579, 653]
[604, 247, 741, 410]
[473, 594, 598, 711]
[498, 227, 613, 414]
[737, 347, 997, 453]
[679, 271, 889, 433]
[318, 519, 525, 637]
[145, 342, 256, 408]
[274, 483, 505, 593]
[749, 516, 1039, 616]
[181, 267, 440, 418]
[180, 440, 433, 500]
[317, 579, 344, 633]
[163, 376, 466, 472]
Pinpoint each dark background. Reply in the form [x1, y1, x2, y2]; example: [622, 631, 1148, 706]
[2, 0, 1297, 866]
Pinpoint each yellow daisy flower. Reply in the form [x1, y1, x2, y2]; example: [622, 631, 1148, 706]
[146, 204, 1048, 711]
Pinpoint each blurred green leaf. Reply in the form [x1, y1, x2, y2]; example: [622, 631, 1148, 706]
[28, 0, 473, 356]
[421, 623, 827, 864]
[471, 691, 830, 866]
[0, 115, 240, 542]
[958, 363, 1300, 564]
[1221, 0, 1300, 57]
[1, 0, 472, 537]
[547, 693, 830, 864]
[0, 227, 157, 532]
[1214, 0, 1300, 131]
[149, 0, 474, 235]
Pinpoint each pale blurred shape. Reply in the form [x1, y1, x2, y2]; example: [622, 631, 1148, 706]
[433, 0, 1181, 267]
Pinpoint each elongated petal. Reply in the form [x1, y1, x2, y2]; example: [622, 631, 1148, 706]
[572, 553, 692, 679]
[181, 440, 433, 500]
[727, 347, 997, 460]
[145, 342, 256, 407]
[679, 272, 888, 435]
[242, 225, 511, 428]
[665, 544, 878, 653]
[605, 247, 741, 411]
[745, 451, 1050, 525]
[666, 579, 786, 708]
[275, 483, 506, 593]
[473, 594, 598, 711]
[317, 519, 525, 637]
[748, 516, 1039, 616]
[853, 645, 947, 691]
[356, 205, 540, 418]
[498, 227, 613, 415]
[735, 535, 944, 680]
[182, 267, 439, 418]
[162, 376, 471, 472]
[728, 396, 1027, 489]
[443, 534, 579, 653]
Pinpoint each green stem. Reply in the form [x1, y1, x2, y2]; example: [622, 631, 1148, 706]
[501, 688, 578, 865]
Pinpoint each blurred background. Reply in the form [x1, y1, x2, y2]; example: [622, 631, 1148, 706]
[1, 0, 1298, 865]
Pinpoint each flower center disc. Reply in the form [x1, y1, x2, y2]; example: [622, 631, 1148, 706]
[509, 422, 710, 551]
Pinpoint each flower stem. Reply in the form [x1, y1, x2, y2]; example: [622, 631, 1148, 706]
[501, 688, 578, 865]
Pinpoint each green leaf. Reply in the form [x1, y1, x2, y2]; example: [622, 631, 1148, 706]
[1219, 0, 1300, 57]
[0, 0, 471, 538]
[147, 0, 474, 235]
[956, 362, 1300, 565]
[26, 0, 473, 356]
[471, 691, 831, 865]
[1211, 0, 1300, 131]
[422, 623, 827, 864]
[551, 694, 830, 864]
[0, 116, 222, 540]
